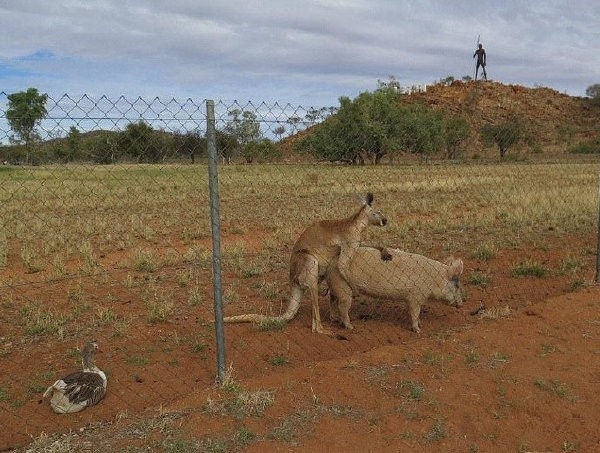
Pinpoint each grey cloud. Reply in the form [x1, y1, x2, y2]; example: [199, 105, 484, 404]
[0, 0, 599, 105]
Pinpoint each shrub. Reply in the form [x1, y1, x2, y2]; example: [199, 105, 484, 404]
[511, 261, 549, 278]
[481, 117, 523, 158]
[568, 139, 600, 154]
[586, 83, 600, 106]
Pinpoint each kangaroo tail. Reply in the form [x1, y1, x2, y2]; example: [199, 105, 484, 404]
[223, 314, 285, 323]
[223, 286, 303, 324]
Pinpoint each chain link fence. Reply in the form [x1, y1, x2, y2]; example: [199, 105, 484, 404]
[0, 90, 598, 449]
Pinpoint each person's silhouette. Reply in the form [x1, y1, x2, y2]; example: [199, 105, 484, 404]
[473, 43, 487, 80]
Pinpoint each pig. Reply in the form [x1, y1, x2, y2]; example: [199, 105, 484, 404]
[326, 247, 463, 333]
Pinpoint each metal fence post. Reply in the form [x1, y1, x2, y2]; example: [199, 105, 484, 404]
[596, 171, 600, 283]
[206, 99, 226, 383]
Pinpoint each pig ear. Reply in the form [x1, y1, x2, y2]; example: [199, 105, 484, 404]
[444, 256, 455, 266]
[447, 259, 464, 279]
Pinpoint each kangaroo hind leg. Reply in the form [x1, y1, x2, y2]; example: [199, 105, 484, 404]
[295, 252, 329, 334]
[327, 265, 354, 329]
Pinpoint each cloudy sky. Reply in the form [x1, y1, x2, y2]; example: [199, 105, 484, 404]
[1, 0, 599, 107]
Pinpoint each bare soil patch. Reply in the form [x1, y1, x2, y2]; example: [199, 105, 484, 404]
[2, 233, 599, 452]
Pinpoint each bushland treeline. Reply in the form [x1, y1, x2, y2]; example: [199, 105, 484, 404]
[2, 80, 600, 165]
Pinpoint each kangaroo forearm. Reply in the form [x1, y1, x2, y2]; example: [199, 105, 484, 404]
[361, 245, 393, 261]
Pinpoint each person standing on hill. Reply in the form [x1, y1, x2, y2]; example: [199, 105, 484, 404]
[473, 43, 487, 80]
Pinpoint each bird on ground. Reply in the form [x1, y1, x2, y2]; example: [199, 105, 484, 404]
[43, 340, 107, 414]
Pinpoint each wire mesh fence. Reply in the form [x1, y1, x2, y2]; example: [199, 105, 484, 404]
[0, 89, 598, 449]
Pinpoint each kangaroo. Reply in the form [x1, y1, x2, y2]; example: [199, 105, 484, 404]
[223, 193, 389, 334]
[327, 247, 463, 333]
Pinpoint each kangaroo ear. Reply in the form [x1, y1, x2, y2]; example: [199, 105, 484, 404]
[447, 259, 464, 279]
[365, 192, 374, 206]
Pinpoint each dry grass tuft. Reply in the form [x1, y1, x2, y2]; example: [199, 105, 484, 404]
[478, 305, 512, 320]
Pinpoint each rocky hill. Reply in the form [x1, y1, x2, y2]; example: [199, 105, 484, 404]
[407, 80, 599, 149]
[283, 81, 600, 160]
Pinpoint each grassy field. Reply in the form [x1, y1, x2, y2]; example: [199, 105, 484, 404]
[0, 159, 599, 450]
[1, 160, 597, 277]
[1, 160, 597, 324]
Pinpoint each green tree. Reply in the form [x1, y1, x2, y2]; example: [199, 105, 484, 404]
[216, 129, 238, 164]
[273, 125, 286, 141]
[481, 118, 523, 159]
[67, 126, 82, 160]
[586, 83, 600, 106]
[305, 107, 321, 123]
[244, 138, 281, 163]
[329, 95, 368, 163]
[297, 87, 404, 164]
[376, 75, 402, 93]
[88, 131, 120, 164]
[443, 116, 470, 159]
[439, 75, 455, 86]
[172, 130, 206, 164]
[224, 109, 262, 163]
[567, 137, 600, 154]
[304, 106, 333, 123]
[357, 89, 406, 163]
[6, 88, 48, 161]
[295, 112, 345, 162]
[119, 121, 163, 163]
[396, 103, 445, 162]
[297, 85, 447, 164]
[286, 116, 302, 134]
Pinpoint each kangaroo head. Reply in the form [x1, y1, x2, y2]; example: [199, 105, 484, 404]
[443, 258, 464, 306]
[358, 192, 387, 227]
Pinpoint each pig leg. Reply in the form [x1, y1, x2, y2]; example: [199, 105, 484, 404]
[407, 296, 422, 333]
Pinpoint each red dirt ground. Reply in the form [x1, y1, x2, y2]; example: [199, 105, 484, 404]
[2, 80, 599, 452]
[2, 232, 599, 452]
